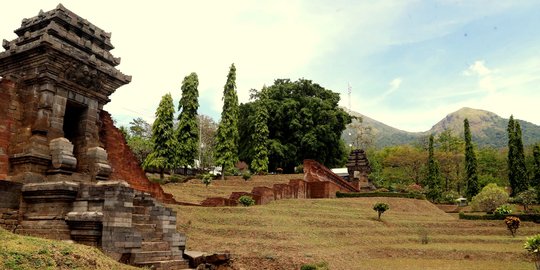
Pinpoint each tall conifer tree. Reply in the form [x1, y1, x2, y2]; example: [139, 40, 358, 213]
[507, 115, 516, 194]
[250, 89, 269, 174]
[214, 64, 239, 179]
[533, 144, 540, 200]
[507, 116, 529, 195]
[513, 121, 528, 194]
[176, 72, 200, 174]
[143, 93, 177, 180]
[464, 118, 479, 199]
[425, 134, 441, 201]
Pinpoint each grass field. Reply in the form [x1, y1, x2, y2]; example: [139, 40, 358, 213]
[0, 228, 137, 270]
[166, 175, 540, 270]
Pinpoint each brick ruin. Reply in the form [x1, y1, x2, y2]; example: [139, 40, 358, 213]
[201, 159, 360, 207]
[0, 5, 188, 269]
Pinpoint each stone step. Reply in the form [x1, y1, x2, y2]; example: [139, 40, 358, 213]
[132, 250, 182, 263]
[141, 241, 170, 251]
[133, 259, 190, 270]
[133, 222, 157, 231]
[132, 213, 151, 223]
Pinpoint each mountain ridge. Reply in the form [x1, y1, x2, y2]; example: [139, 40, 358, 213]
[343, 107, 540, 148]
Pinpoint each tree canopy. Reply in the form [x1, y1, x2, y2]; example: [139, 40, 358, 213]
[239, 78, 351, 172]
[464, 118, 480, 199]
[214, 64, 240, 178]
[507, 116, 528, 196]
[143, 93, 177, 180]
[176, 72, 200, 172]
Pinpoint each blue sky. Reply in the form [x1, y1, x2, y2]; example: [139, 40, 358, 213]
[2, 1, 539, 132]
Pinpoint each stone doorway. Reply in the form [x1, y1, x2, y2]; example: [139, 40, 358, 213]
[63, 101, 87, 170]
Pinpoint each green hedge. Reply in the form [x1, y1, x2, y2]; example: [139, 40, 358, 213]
[459, 212, 540, 223]
[336, 191, 426, 200]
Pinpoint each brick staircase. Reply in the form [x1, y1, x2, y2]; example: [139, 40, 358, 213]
[130, 193, 189, 270]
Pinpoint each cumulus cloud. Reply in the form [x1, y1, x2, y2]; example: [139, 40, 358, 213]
[464, 60, 492, 76]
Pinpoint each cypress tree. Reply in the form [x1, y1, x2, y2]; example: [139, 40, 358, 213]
[250, 90, 269, 174]
[425, 134, 441, 201]
[143, 93, 177, 180]
[513, 121, 528, 194]
[464, 119, 479, 199]
[176, 72, 200, 175]
[214, 64, 240, 179]
[507, 116, 516, 195]
[533, 144, 540, 200]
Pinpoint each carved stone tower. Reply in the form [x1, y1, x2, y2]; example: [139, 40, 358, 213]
[0, 5, 188, 269]
[0, 4, 131, 183]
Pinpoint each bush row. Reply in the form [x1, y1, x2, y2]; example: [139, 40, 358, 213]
[459, 212, 540, 223]
[336, 191, 426, 200]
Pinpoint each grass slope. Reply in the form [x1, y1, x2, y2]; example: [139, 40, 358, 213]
[0, 228, 137, 270]
[163, 174, 303, 204]
[167, 179, 538, 269]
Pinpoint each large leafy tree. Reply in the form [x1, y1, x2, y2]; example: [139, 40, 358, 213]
[424, 134, 442, 201]
[143, 93, 177, 180]
[198, 114, 218, 170]
[214, 64, 240, 179]
[508, 116, 528, 195]
[464, 118, 480, 199]
[250, 90, 269, 174]
[239, 79, 351, 172]
[436, 129, 464, 192]
[176, 72, 199, 174]
[126, 117, 153, 164]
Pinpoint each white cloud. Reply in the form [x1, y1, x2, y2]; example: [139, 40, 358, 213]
[464, 60, 492, 77]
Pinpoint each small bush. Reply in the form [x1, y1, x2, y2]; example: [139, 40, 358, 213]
[242, 172, 252, 181]
[201, 174, 212, 187]
[471, 183, 509, 213]
[516, 190, 537, 212]
[238, 195, 255, 207]
[439, 190, 460, 204]
[373, 202, 390, 220]
[494, 204, 513, 217]
[295, 164, 304, 174]
[504, 216, 521, 237]
[523, 234, 540, 267]
[300, 261, 328, 270]
[168, 174, 183, 183]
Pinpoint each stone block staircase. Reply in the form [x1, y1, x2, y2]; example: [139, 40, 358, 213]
[130, 192, 189, 270]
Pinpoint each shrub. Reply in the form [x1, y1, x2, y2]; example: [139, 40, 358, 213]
[376, 188, 389, 193]
[524, 234, 540, 269]
[373, 202, 390, 220]
[168, 174, 183, 183]
[238, 195, 255, 207]
[242, 172, 252, 181]
[504, 216, 520, 237]
[516, 190, 538, 212]
[201, 174, 212, 187]
[494, 204, 513, 217]
[439, 190, 460, 204]
[471, 183, 509, 213]
[295, 164, 304, 174]
[300, 261, 328, 270]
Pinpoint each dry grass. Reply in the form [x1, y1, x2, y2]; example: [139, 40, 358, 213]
[0, 228, 137, 270]
[163, 174, 302, 204]
[169, 193, 539, 269]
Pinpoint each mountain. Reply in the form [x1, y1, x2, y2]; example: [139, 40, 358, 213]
[343, 107, 540, 148]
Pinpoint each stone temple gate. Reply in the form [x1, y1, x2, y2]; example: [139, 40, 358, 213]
[0, 5, 188, 269]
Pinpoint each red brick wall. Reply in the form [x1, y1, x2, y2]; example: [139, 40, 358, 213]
[0, 79, 16, 180]
[289, 179, 308, 199]
[307, 181, 340, 198]
[99, 111, 176, 204]
[303, 159, 359, 192]
[251, 187, 275, 205]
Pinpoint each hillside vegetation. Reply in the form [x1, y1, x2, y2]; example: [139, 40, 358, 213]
[0, 228, 137, 270]
[344, 107, 540, 148]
